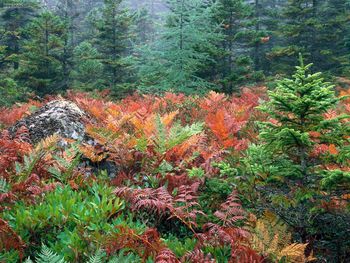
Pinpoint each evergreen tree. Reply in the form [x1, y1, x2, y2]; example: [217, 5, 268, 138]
[212, 0, 254, 93]
[138, 0, 222, 94]
[70, 41, 103, 91]
[267, 0, 317, 73]
[316, 0, 350, 75]
[245, 57, 350, 258]
[132, 7, 155, 46]
[54, 0, 80, 90]
[0, 0, 38, 70]
[94, 0, 133, 96]
[269, 0, 350, 75]
[250, 0, 286, 74]
[17, 11, 66, 96]
[0, 77, 27, 107]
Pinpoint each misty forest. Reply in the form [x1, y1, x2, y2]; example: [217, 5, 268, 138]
[0, 0, 350, 262]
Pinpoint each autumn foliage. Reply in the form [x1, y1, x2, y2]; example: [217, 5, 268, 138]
[0, 85, 349, 262]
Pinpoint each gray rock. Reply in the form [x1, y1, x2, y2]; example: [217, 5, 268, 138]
[9, 100, 86, 144]
[8, 99, 119, 179]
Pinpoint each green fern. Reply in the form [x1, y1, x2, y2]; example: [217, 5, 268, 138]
[25, 244, 67, 263]
[154, 116, 203, 154]
[48, 142, 81, 183]
[24, 247, 141, 263]
[167, 122, 203, 149]
[86, 249, 141, 263]
[87, 249, 105, 263]
[0, 177, 10, 193]
[155, 114, 167, 154]
[107, 249, 141, 263]
[15, 151, 44, 181]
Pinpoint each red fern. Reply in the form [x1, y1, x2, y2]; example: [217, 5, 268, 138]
[0, 100, 42, 127]
[170, 183, 205, 230]
[105, 226, 169, 262]
[0, 127, 32, 178]
[114, 183, 204, 232]
[182, 248, 215, 263]
[155, 248, 179, 263]
[0, 218, 25, 260]
[196, 191, 263, 263]
[214, 191, 246, 227]
[114, 186, 172, 215]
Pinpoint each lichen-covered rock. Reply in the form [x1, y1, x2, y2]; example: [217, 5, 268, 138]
[8, 99, 119, 179]
[9, 100, 86, 144]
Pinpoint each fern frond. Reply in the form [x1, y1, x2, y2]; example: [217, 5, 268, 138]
[155, 248, 179, 263]
[167, 122, 203, 150]
[214, 191, 246, 227]
[34, 134, 59, 152]
[107, 249, 141, 263]
[278, 243, 316, 263]
[88, 249, 105, 263]
[49, 142, 81, 182]
[34, 244, 67, 263]
[161, 111, 178, 127]
[251, 211, 291, 257]
[0, 178, 9, 193]
[0, 218, 25, 260]
[86, 125, 120, 145]
[106, 226, 164, 261]
[182, 248, 215, 263]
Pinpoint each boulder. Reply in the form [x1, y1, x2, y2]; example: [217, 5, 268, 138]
[8, 99, 118, 179]
[9, 100, 86, 144]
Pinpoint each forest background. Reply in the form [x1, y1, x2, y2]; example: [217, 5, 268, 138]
[1, 0, 349, 105]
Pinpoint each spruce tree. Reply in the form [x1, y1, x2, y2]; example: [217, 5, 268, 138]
[270, 0, 350, 75]
[268, 0, 319, 74]
[316, 0, 350, 75]
[245, 56, 350, 255]
[132, 7, 155, 46]
[70, 41, 103, 91]
[93, 0, 133, 96]
[250, 0, 286, 74]
[55, 0, 80, 90]
[138, 0, 222, 94]
[17, 11, 66, 96]
[0, 0, 38, 70]
[259, 58, 341, 180]
[212, 0, 252, 93]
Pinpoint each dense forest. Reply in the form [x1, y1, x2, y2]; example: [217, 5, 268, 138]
[0, 0, 350, 263]
[1, 0, 349, 102]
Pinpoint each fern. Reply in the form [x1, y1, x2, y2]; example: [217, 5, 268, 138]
[48, 142, 81, 182]
[105, 226, 164, 261]
[14, 135, 59, 182]
[250, 212, 315, 263]
[251, 211, 291, 257]
[23, 245, 66, 263]
[24, 248, 142, 263]
[0, 218, 25, 260]
[182, 248, 215, 263]
[155, 248, 179, 263]
[153, 116, 203, 155]
[213, 190, 246, 227]
[155, 114, 167, 154]
[0, 178, 9, 193]
[279, 243, 316, 263]
[87, 249, 104, 263]
[107, 249, 141, 263]
[166, 122, 203, 150]
[15, 151, 42, 180]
